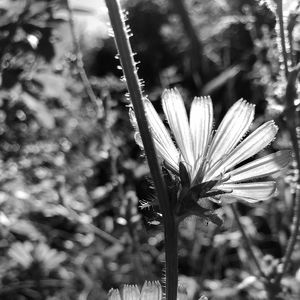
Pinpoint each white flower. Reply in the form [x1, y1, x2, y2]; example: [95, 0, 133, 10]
[132, 88, 291, 203]
[108, 281, 188, 300]
[108, 281, 162, 300]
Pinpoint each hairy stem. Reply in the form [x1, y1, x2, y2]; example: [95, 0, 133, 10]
[104, 1, 178, 298]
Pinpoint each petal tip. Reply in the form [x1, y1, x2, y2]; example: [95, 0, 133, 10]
[162, 87, 180, 99]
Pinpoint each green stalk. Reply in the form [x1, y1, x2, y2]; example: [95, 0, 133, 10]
[276, 0, 289, 78]
[104, 1, 178, 299]
[275, 65, 300, 284]
[274, 0, 300, 288]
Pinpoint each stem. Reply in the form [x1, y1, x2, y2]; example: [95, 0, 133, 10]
[169, 0, 208, 87]
[165, 216, 178, 299]
[275, 1, 300, 283]
[276, 0, 289, 78]
[281, 188, 300, 274]
[66, 0, 101, 116]
[170, 0, 203, 55]
[231, 206, 282, 300]
[285, 65, 300, 170]
[275, 65, 300, 283]
[104, 1, 178, 298]
[230, 204, 265, 279]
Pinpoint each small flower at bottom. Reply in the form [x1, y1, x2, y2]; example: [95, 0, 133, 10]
[130, 88, 291, 211]
[108, 281, 188, 300]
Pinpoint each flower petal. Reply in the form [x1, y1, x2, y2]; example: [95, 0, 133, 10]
[220, 195, 268, 203]
[141, 281, 162, 300]
[123, 284, 140, 300]
[177, 284, 188, 300]
[190, 96, 213, 159]
[208, 99, 255, 165]
[205, 121, 278, 181]
[227, 150, 291, 182]
[108, 289, 122, 300]
[218, 181, 276, 202]
[139, 100, 180, 172]
[162, 89, 194, 167]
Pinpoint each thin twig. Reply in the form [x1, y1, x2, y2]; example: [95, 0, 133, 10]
[56, 181, 121, 245]
[285, 64, 300, 169]
[104, 1, 178, 299]
[281, 187, 300, 274]
[66, 203, 121, 245]
[276, 0, 289, 78]
[230, 204, 266, 279]
[66, 0, 102, 117]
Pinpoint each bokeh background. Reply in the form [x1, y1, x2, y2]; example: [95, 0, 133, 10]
[0, 0, 299, 299]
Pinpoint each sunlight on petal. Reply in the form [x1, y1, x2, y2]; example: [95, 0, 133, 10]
[108, 289, 122, 300]
[218, 181, 276, 202]
[205, 121, 278, 181]
[155, 137, 180, 173]
[177, 284, 188, 300]
[227, 150, 292, 182]
[141, 281, 162, 300]
[144, 99, 180, 171]
[190, 96, 213, 159]
[208, 99, 255, 165]
[134, 121, 179, 173]
[220, 194, 268, 203]
[162, 89, 194, 167]
[122, 285, 140, 300]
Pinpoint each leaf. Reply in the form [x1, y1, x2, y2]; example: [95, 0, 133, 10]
[177, 194, 223, 227]
[179, 161, 191, 188]
[21, 92, 55, 129]
[10, 220, 43, 240]
[190, 180, 219, 199]
[201, 65, 241, 95]
[8, 242, 33, 268]
[204, 211, 223, 227]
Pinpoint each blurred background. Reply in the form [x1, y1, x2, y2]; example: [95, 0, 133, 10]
[0, 0, 299, 299]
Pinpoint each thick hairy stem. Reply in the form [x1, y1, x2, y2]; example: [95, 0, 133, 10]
[104, 1, 178, 298]
[164, 216, 178, 300]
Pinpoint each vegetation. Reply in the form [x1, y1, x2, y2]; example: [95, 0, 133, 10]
[0, 0, 299, 299]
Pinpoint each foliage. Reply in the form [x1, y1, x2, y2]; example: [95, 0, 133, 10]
[0, 0, 299, 299]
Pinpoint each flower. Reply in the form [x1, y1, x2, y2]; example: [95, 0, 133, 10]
[108, 281, 162, 300]
[107, 281, 209, 300]
[132, 88, 291, 203]
[108, 281, 188, 300]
